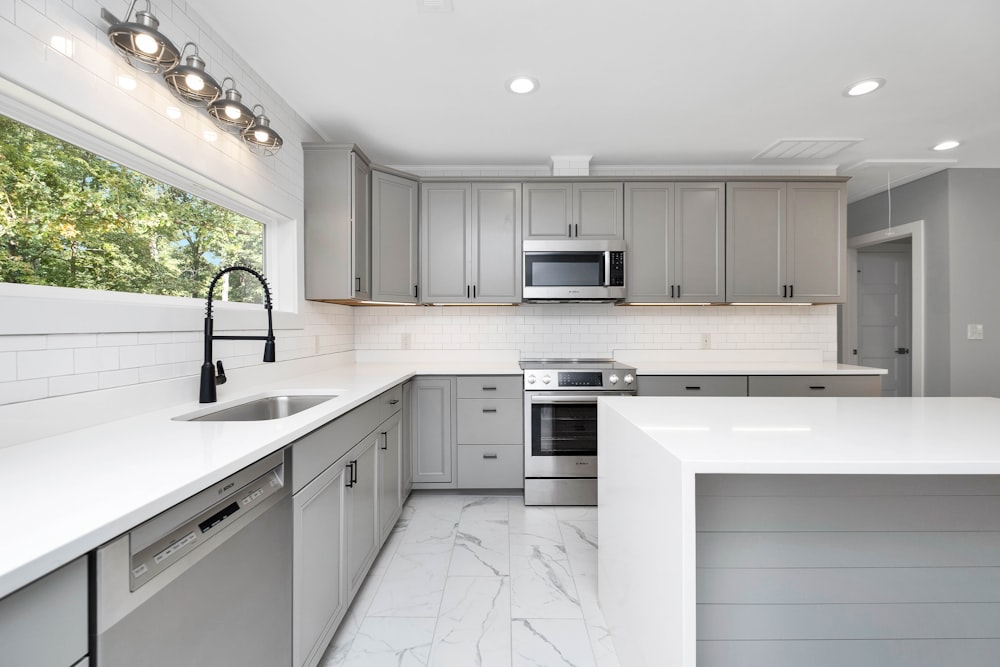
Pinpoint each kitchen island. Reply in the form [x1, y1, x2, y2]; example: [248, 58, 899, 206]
[598, 396, 1000, 667]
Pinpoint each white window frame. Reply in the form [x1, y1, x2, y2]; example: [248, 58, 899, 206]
[0, 78, 301, 336]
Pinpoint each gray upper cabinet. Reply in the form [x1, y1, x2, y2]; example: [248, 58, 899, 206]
[523, 182, 623, 239]
[371, 170, 419, 303]
[303, 144, 371, 302]
[726, 181, 846, 303]
[625, 182, 725, 303]
[420, 183, 522, 303]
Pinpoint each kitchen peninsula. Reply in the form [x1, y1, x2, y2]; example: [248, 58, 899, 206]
[598, 396, 1000, 667]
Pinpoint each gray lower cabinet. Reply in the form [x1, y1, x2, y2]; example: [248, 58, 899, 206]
[303, 144, 371, 302]
[420, 183, 522, 303]
[726, 181, 846, 303]
[0, 555, 87, 667]
[456, 376, 523, 489]
[639, 375, 748, 396]
[377, 410, 403, 544]
[523, 182, 623, 239]
[345, 435, 379, 597]
[371, 170, 419, 303]
[402, 380, 413, 497]
[410, 377, 456, 487]
[748, 375, 881, 397]
[625, 182, 725, 303]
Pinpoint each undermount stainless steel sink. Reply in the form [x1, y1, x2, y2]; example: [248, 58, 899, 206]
[175, 394, 338, 422]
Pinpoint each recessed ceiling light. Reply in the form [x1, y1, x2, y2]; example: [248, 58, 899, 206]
[507, 76, 539, 95]
[932, 140, 960, 151]
[845, 78, 885, 97]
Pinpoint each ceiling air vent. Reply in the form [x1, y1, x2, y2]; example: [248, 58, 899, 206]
[754, 138, 862, 161]
[417, 0, 454, 12]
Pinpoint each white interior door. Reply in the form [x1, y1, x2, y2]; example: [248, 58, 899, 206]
[857, 248, 912, 396]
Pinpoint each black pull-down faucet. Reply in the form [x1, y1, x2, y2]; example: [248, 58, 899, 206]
[200, 265, 275, 403]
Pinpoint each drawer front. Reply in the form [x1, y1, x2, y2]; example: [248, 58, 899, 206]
[377, 384, 403, 423]
[292, 398, 378, 492]
[457, 398, 523, 444]
[748, 375, 881, 397]
[639, 375, 748, 397]
[456, 376, 523, 399]
[457, 445, 524, 489]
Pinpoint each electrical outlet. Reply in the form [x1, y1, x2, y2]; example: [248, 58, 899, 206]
[968, 324, 984, 340]
[700, 333, 711, 349]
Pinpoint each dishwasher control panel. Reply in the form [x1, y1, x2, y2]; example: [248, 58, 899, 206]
[128, 464, 284, 591]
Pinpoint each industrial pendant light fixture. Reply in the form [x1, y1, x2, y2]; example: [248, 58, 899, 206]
[207, 78, 254, 135]
[163, 42, 221, 106]
[101, 1, 179, 74]
[242, 105, 283, 156]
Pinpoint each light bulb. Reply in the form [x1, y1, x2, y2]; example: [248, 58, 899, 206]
[185, 73, 204, 91]
[225, 105, 242, 120]
[933, 140, 960, 151]
[134, 33, 159, 55]
[846, 78, 884, 97]
[254, 129, 270, 142]
[508, 77, 537, 94]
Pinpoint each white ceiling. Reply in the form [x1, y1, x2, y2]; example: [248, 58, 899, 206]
[188, 0, 1000, 202]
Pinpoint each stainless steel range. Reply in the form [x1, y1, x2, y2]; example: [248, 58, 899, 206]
[521, 359, 637, 505]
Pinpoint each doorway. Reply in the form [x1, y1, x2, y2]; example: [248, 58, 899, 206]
[843, 220, 926, 396]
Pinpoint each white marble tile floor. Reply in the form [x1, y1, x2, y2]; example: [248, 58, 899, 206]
[319, 493, 621, 667]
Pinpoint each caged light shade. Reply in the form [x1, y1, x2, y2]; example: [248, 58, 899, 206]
[207, 78, 254, 135]
[163, 42, 221, 106]
[242, 106, 283, 156]
[101, 1, 179, 74]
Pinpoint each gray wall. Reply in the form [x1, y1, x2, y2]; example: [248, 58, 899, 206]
[947, 170, 1000, 396]
[848, 171, 953, 396]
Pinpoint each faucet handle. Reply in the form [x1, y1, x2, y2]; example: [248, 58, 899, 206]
[215, 360, 227, 386]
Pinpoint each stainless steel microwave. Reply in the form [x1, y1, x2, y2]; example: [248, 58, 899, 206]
[522, 239, 626, 302]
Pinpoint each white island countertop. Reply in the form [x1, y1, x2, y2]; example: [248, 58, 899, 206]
[597, 396, 1000, 667]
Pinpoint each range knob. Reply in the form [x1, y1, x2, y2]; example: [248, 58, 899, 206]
[609, 374, 619, 385]
[624, 373, 634, 385]
[542, 374, 551, 385]
[526, 374, 536, 385]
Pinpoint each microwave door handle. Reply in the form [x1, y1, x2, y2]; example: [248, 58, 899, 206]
[604, 252, 611, 287]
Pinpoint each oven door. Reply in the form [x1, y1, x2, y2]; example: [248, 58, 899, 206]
[525, 393, 626, 477]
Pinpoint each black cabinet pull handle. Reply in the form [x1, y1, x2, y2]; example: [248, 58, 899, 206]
[575, 223, 579, 237]
[381, 432, 388, 450]
[467, 285, 470, 298]
[808, 386, 826, 390]
[356, 276, 361, 291]
[345, 462, 355, 487]
[676, 284, 681, 298]
[895, 347, 910, 354]
[483, 453, 498, 460]
[482, 386, 497, 391]
[414, 284, 418, 299]
[789, 284, 794, 298]
[568, 223, 572, 238]
[482, 408, 498, 413]
[670, 285, 674, 298]
[782, 284, 787, 298]
[685, 386, 702, 391]
[388, 398, 400, 405]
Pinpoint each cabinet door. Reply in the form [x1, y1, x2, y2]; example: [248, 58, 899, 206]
[472, 183, 522, 302]
[574, 182, 623, 239]
[421, 184, 471, 302]
[377, 412, 403, 544]
[410, 377, 455, 485]
[523, 183, 572, 239]
[346, 435, 379, 597]
[293, 460, 347, 667]
[726, 182, 786, 302]
[402, 381, 413, 498]
[625, 182, 673, 301]
[371, 171, 419, 303]
[674, 183, 725, 302]
[786, 182, 846, 302]
[351, 153, 372, 300]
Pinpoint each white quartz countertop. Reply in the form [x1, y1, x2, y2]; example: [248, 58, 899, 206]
[0, 359, 518, 599]
[600, 396, 1000, 474]
[634, 361, 885, 375]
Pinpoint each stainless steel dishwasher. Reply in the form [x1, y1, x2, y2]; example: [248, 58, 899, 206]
[92, 449, 291, 667]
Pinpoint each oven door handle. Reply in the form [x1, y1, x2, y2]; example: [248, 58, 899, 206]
[530, 395, 601, 404]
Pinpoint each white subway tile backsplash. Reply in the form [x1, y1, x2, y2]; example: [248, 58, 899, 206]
[1, 0, 14, 23]
[0, 378, 48, 404]
[74, 347, 119, 373]
[119, 344, 157, 369]
[18, 349, 74, 379]
[0, 352, 15, 382]
[97, 332, 138, 347]
[98, 367, 138, 389]
[47, 333, 97, 349]
[0, 335, 46, 352]
[50, 372, 99, 396]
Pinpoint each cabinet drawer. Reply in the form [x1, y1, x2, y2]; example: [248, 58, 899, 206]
[457, 398, 523, 444]
[748, 375, 881, 397]
[457, 445, 524, 489]
[292, 398, 378, 492]
[456, 376, 522, 399]
[377, 384, 403, 423]
[639, 375, 748, 397]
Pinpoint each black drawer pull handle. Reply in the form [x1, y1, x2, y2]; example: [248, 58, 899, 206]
[808, 385, 826, 390]
[482, 408, 498, 413]
[483, 453, 498, 459]
[388, 399, 400, 405]
[482, 386, 497, 391]
[685, 386, 702, 391]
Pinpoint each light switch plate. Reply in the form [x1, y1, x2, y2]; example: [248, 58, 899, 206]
[968, 323, 984, 340]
